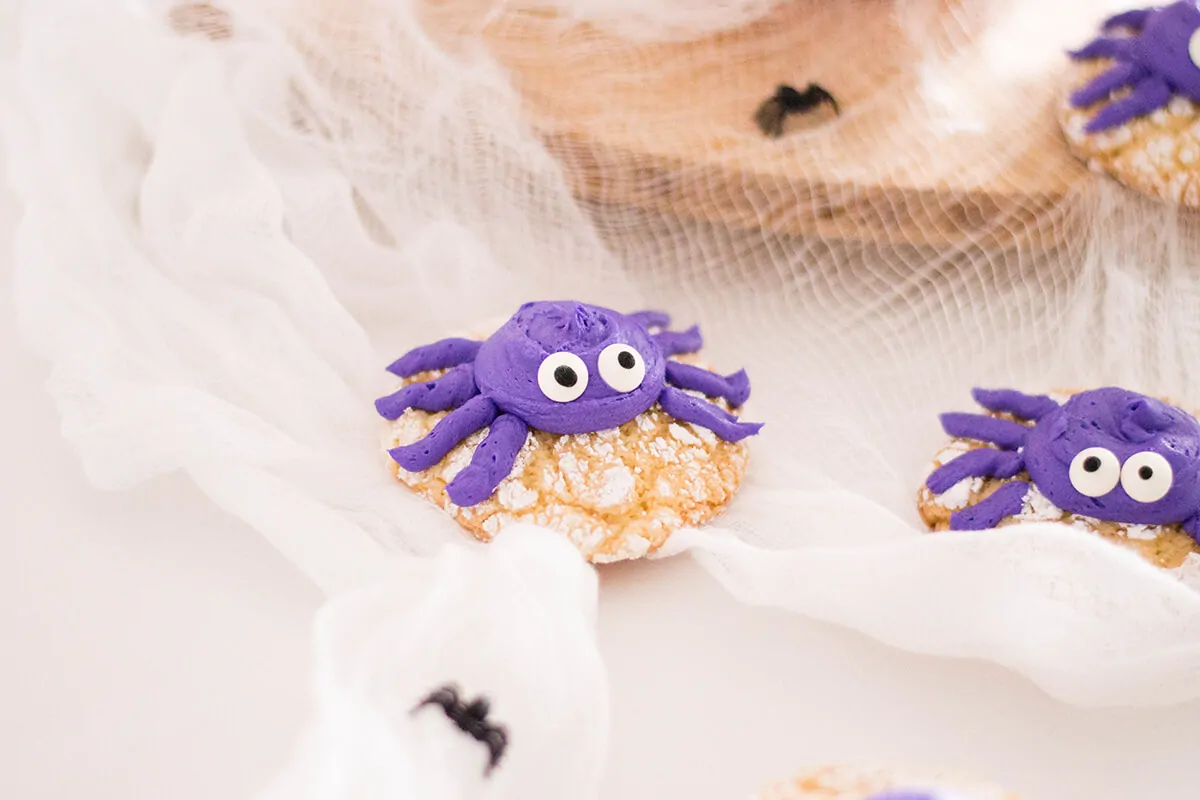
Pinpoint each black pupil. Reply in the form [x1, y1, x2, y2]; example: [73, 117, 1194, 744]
[617, 350, 636, 369]
[1139, 465, 1154, 480]
[553, 365, 578, 387]
[1083, 456, 1102, 472]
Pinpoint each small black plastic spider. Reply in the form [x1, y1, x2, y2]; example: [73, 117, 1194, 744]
[754, 83, 840, 138]
[413, 684, 509, 775]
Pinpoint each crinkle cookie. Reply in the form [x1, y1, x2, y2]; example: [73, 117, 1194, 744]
[376, 301, 762, 563]
[1060, 4, 1200, 206]
[918, 387, 1200, 587]
[755, 764, 1020, 800]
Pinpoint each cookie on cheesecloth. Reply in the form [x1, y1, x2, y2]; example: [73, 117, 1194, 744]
[1059, 4, 1200, 207]
[918, 387, 1200, 586]
[375, 301, 762, 563]
[755, 765, 1020, 800]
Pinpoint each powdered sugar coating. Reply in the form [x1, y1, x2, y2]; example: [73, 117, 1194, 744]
[1015, 486, 1063, 523]
[927, 443, 981, 510]
[754, 764, 1019, 800]
[1123, 524, 1158, 541]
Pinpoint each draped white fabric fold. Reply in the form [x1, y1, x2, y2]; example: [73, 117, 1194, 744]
[256, 526, 609, 800]
[5, 0, 1200, 716]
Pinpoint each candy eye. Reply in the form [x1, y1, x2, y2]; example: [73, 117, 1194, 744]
[1069, 447, 1120, 497]
[1120, 451, 1173, 503]
[1190, 28, 1200, 69]
[597, 343, 646, 392]
[537, 352, 588, 402]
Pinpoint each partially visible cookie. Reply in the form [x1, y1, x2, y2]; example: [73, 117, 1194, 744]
[1060, 59, 1200, 207]
[1058, 5, 1200, 207]
[755, 765, 1020, 800]
[377, 302, 760, 563]
[918, 387, 1200, 588]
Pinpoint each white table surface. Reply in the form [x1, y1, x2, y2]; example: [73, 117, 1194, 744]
[2, 189, 1199, 800]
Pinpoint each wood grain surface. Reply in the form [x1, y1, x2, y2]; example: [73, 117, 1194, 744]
[417, 0, 1092, 248]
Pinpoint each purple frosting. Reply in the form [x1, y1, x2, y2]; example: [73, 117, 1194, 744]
[376, 301, 762, 507]
[472, 302, 667, 434]
[865, 792, 952, 800]
[1069, 3, 1200, 132]
[927, 386, 1200, 540]
[1026, 388, 1200, 524]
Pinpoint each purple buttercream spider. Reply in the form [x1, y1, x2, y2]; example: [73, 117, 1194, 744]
[1068, 2, 1200, 133]
[926, 387, 1200, 539]
[376, 301, 763, 507]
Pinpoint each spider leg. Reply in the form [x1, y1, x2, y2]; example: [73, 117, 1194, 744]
[389, 395, 498, 472]
[1069, 35, 1133, 62]
[483, 727, 508, 773]
[375, 363, 479, 420]
[1102, 8, 1152, 32]
[1085, 75, 1172, 133]
[1070, 61, 1146, 109]
[627, 310, 671, 330]
[1183, 515, 1200, 545]
[926, 447, 1024, 494]
[970, 387, 1060, 422]
[949, 480, 1030, 531]
[445, 415, 529, 507]
[386, 337, 482, 378]
[414, 684, 459, 713]
[939, 413, 1029, 449]
[754, 96, 788, 138]
[653, 325, 703, 356]
[658, 385, 763, 442]
[664, 361, 751, 406]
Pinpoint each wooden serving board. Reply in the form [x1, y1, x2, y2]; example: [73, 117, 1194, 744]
[418, 0, 1092, 249]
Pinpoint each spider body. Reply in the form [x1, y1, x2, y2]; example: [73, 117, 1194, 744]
[1069, 2, 1200, 132]
[414, 684, 508, 774]
[926, 387, 1200, 539]
[376, 301, 762, 507]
